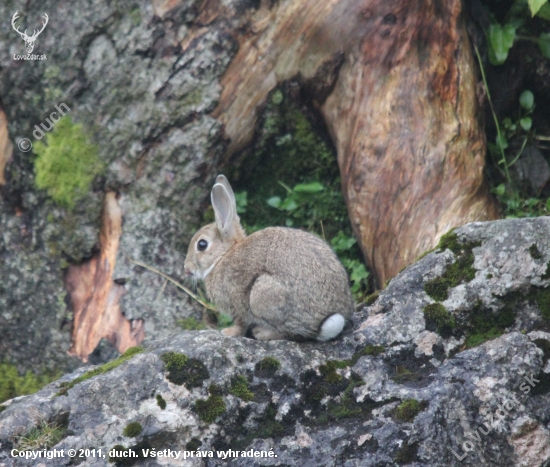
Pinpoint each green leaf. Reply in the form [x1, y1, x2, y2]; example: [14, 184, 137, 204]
[234, 191, 248, 214]
[280, 198, 298, 211]
[528, 0, 547, 16]
[293, 182, 324, 193]
[331, 231, 357, 252]
[487, 23, 516, 65]
[539, 32, 550, 58]
[537, 3, 550, 20]
[546, 198, 550, 211]
[267, 196, 282, 208]
[519, 90, 534, 110]
[496, 133, 509, 150]
[520, 117, 532, 131]
[493, 184, 506, 196]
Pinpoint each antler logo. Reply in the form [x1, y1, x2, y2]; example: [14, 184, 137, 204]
[11, 11, 49, 54]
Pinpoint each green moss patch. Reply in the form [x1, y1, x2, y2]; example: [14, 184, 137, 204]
[156, 394, 166, 410]
[529, 243, 543, 259]
[394, 399, 426, 422]
[423, 303, 455, 336]
[33, 116, 104, 210]
[160, 352, 209, 388]
[186, 438, 202, 451]
[254, 357, 281, 378]
[424, 232, 481, 301]
[395, 441, 419, 465]
[194, 385, 226, 423]
[365, 291, 380, 306]
[229, 375, 254, 402]
[463, 301, 515, 348]
[123, 422, 143, 438]
[1, 364, 60, 404]
[56, 347, 143, 396]
[531, 287, 550, 320]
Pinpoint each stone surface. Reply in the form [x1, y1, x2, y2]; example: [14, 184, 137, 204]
[0, 0, 237, 372]
[0, 217, 549, 466]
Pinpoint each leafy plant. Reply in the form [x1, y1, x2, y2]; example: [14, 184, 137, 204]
[474, 45, 550, 218]
[484, 0, 550, 65]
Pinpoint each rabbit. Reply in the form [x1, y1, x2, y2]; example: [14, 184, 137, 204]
[184, 174, 354, 341]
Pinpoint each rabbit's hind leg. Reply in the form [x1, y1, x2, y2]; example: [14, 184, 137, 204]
[222, 323, 246, 337]
[249, 274, 288, 340]
[252, 326, 283, 340]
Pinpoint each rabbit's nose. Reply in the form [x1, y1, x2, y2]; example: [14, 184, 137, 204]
[184, 268, 193, 276]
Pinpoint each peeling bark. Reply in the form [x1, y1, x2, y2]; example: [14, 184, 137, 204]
[209, 0, 498, 286]
[0, 102, 12, 186]
[66, 192, 144, 362]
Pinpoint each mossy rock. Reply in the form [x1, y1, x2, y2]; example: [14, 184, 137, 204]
[160, 352, 209, 388]
[33, 116, 104, 210]
[229, 375, 254, 402]
[194, 385, 226, 423]
[394, 399, 426, 422]
[56, 347, 143, 397]
[254, 357, 281, 378]
[156, 394, 166, 410]
[423, 303, 455, 336]
[424, 231, 481, 301]
[123, 422, 143, 438]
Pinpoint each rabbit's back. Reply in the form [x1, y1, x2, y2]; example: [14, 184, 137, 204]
[205, 226, 354, 339]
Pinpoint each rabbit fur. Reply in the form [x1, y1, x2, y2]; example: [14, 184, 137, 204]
[184, 175, 354, 341]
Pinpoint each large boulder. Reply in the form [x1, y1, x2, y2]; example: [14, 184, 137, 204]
[1, 217, 549, 466]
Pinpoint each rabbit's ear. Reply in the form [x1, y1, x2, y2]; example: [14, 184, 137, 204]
[215, 175, 237, 213]
[212, 183, 237, 238]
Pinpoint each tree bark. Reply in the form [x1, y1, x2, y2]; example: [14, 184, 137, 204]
[212, 0, 499, 286]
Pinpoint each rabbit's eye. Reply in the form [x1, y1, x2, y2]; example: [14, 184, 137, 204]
[197, 239, 208, 251]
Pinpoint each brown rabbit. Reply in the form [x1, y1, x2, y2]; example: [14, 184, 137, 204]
[184, 175, 354, 341]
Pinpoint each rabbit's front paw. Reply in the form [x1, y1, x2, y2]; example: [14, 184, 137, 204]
[252, 327, 283, 341]
[221, 325, 245, 337]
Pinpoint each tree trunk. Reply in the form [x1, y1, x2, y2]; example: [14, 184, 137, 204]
[212, 0, 499, 286]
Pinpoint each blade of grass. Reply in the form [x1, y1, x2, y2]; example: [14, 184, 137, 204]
[129, 259, 217, 311]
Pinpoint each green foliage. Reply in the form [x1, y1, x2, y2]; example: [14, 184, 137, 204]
[228, 375, 254, 402]
[216, 313, 234, 330]
[122, 422, 143, 438]
[0, 364, 60, 404]
[14, 419, 66, 451]
[228, 87, 371, 300]
[484, 0, 550, 64]
[488, 23, 517, 65]
[33, 116, 103, 210]
[56, 347, 143, 396]
[475, 2, 550, 219]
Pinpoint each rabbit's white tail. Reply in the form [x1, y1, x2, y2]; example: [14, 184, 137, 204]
[317, 313, 346, 341]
